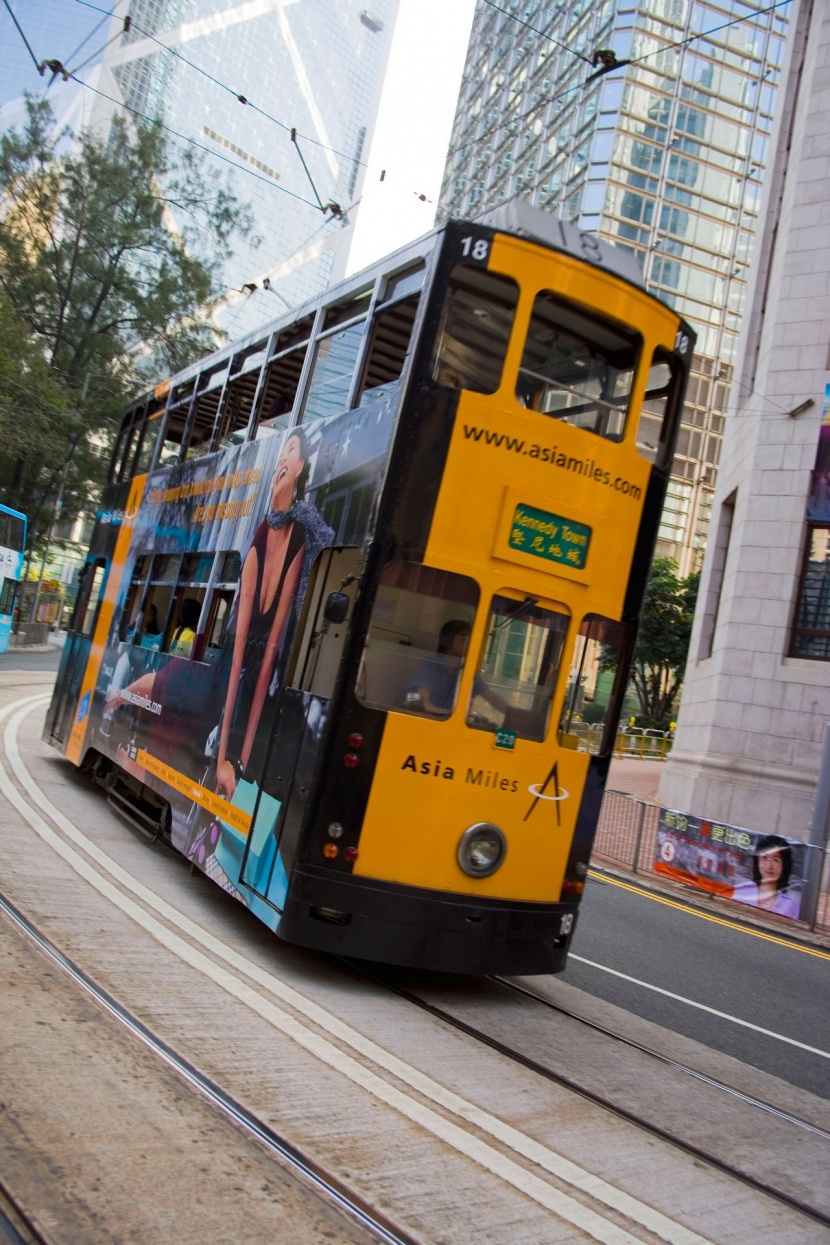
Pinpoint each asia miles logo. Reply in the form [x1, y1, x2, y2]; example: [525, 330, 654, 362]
[400, 754, 569, 825]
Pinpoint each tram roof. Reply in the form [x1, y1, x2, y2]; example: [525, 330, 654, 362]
[134, 200, 657, 411]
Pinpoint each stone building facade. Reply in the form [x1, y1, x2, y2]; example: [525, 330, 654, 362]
[659, 0, 830, 837]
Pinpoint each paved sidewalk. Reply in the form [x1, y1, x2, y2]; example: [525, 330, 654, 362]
[606, 756, 663, 802]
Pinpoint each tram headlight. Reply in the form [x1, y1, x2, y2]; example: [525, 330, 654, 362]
[457, 823, 507, 879]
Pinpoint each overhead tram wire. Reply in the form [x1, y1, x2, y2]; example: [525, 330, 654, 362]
[4, 5, 358, 320]
[5, 9, 331, 218]
[479, 0, 595, 65]
[628, 0, 794, 72]
[1, 0, 42, 73]
[69, 0, 436, 212]
[53, 75, 323, 212]
[72, 0, 371, 174]
[63, 1, 117, 71]
[68, 13, 134, 80]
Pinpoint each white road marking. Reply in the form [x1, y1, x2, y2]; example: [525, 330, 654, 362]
[569, 955, 830, 1060]
[5, 695, 716, 1245]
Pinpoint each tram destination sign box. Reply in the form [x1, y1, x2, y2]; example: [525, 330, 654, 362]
[509, 503, 591, 569]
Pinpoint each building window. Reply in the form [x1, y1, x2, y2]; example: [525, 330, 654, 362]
[791, 526, 830, 660]
[698, 490, 735, 659]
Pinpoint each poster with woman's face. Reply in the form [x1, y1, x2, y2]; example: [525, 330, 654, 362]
[91, 428, 324, 777]
[655, 810, 806, 921]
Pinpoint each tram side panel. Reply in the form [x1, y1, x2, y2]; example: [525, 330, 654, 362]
[45, 395, 403, 929]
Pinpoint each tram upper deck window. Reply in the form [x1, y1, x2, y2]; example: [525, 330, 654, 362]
[133, 408, 164, 477]
[184, 364, 227, 459]
[303, 320, 366, 423]
[110, 420, 137, 484]
[559, 615, 631, 756]
[216, 344, 266, 450]
[356, 561, 479, 719]
[432, 266, 519, 393]
[466, 595, 569, 742]
[255, 315, 314, 439]
[517, 294, 640, 442]
[636, 349, 681, 468]
[357, 291, 420, 407]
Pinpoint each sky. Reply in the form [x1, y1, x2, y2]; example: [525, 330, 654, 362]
[0, 0, 476, 272]
[346, 0, 476, 273]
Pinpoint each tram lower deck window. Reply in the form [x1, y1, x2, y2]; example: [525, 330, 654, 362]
[356, 561, 479, 718]
[559, 615, 631, 755]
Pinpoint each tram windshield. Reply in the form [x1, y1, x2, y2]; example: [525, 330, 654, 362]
[517, 293, 640, 441]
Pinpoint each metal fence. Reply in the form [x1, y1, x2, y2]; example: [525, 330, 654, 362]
[565, 725, 674, 759]
[594, 789, 830, 935]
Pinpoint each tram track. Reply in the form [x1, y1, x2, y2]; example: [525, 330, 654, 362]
[0, 893, 418, 1245]
[4, 688, 828, 1245]
[341, 960, 830, 1233]
[0, 1175, 53, 1245]
[494, 975, 830, 1140]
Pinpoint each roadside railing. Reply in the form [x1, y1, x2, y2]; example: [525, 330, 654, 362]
[594, 789, 830, 935]
[613, 728, 673, 760]
[563, 724, 674, 759]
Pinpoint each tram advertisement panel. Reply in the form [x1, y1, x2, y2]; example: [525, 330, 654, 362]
[89, 395, 398, 918]
[655, 810, 806, 921]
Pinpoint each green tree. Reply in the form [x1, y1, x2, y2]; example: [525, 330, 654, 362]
[0, 97, 256, 548]
[628, 557, 700, 728]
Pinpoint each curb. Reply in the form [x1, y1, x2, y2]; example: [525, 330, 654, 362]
[591, 860, 830, 953]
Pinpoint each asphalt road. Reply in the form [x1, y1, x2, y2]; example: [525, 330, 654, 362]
[563, 873, 830, 1098]
[0, 645, 62, 672]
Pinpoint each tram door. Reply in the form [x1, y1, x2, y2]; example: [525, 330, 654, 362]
[239, 546, 361, 899]
[47, 557, 109, 746]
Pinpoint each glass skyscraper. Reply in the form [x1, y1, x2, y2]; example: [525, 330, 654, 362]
[440, 0, 791, 572]
[4, 0, 399, 337]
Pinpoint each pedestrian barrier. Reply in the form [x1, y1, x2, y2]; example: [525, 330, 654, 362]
[594, 788, 830, 935]
[563, 724, 674, 759]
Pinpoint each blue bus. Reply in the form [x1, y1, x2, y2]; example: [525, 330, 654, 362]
[0, 504, 27, 653]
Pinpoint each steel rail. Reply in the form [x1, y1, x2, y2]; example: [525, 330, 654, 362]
[494, 975, 830, 1140]
[343, 960, 830, 1232]
[0, 895, 420, 1245]
[0, 1176, 53, 1245]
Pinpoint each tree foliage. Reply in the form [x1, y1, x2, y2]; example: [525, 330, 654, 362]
[628, 557, 700, 728]
[0, 98, 256, 544]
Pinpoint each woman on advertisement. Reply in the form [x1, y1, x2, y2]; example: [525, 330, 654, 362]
[731, 834, 801, 919]
[215, 427, 333, 800]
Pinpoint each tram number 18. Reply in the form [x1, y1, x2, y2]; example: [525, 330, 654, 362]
[559, 913, 574, 937]
[460, 236, 490, 262]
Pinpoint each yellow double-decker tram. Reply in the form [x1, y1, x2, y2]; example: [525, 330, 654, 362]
[45, 202, 694, 974]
